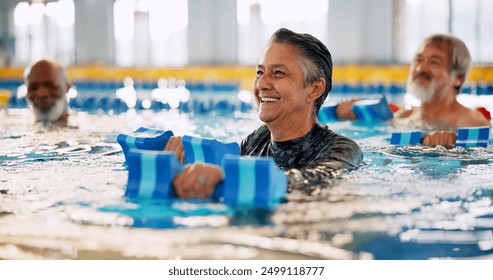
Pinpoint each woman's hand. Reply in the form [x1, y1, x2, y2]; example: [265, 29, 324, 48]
[164, 136, 184, 163]
[173, 163, 225, 199]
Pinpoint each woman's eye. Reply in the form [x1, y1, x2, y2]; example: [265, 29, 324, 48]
[256, 70, 263, 77]
[274, 70, 284, 75]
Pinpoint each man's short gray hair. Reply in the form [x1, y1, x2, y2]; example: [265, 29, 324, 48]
[420, 34, 472, 94]
[23, 59, 68, 86]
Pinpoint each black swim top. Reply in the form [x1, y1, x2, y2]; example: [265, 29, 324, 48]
[241, 123, 363, 190]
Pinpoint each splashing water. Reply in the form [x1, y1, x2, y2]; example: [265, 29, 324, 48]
[1, 108, 493, 260]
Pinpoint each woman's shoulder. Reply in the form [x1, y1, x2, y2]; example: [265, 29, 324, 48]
[241, 125, 270, 151]
[313, 124, 363, 167]
[245, 124, 270, 138]
[315, 123, 361, 148]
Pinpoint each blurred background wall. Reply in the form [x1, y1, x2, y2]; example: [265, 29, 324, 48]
[0, 0, 492, 90]
[0, 0, 492, 67]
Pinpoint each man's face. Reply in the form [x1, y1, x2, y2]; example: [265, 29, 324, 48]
[407, 42, 458, 103]
[252, 43, 315, 127]
[26, 62, 67, 121]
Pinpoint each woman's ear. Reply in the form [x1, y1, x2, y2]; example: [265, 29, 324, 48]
[307, 78, 325, 102]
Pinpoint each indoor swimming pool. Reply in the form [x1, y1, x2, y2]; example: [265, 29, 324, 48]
[1, 89, 493, 260]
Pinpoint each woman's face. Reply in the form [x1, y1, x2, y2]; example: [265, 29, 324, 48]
[253, 42, 318, 129]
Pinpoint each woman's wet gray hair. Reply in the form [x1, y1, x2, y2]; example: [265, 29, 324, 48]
[267, 28, 333, 117]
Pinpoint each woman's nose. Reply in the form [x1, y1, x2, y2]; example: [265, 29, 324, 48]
[255, 73, 271, 91]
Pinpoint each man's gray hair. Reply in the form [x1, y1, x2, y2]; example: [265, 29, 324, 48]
[421, 34, 472, 94]
[23, 59, 68, 86]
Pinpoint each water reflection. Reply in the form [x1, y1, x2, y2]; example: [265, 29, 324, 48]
[0, 109, 492, 259]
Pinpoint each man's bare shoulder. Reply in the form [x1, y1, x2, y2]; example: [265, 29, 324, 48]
[457, 108, 491, 127]
[394, 106, 418, 119]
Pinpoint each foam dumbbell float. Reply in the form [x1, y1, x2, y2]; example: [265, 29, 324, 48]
[455, 126, 491, 147]
[389, 131, 423, 146]
[215, 155, 287, 209]
[318, 95, 394, 123]
[352, 97, 394, 122]
[125, 149, 183, 199]
[123, 150, 287, 210]
[117, 127, 288, 210]
[117, 127, 174, 159]
[182, 135, 240, 165]
[317, 101, 339, 123]
[390, 126, 491, 147]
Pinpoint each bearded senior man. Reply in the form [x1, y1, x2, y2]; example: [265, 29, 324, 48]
[336, 34, 490, 147]
[24, 59, 71, 126]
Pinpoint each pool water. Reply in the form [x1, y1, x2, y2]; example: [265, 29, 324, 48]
[1, 99, 493, 260]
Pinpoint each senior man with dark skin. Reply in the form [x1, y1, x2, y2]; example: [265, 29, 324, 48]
[336, 34, 490, 148]
[165, 28, 363, 199]
[24, 59, 70, 126]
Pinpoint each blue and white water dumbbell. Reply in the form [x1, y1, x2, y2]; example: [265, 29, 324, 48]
[118, 128, 287, 209]
[455, 126, 490, 147]
[117, 127, 174, 159]
[319, 95, 393, 123]
[390, 126, 491, 147]
[352, 96, 394, 122]
[390, 131, 423, 145]
[214, 155, 287, 210]
[182, 135, 240, 165]
[124, 150, 287, 209]
[125, 149, 183, 199]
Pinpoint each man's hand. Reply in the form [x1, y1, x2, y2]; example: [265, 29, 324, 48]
[335, 98, 359, 120]
[173, 163, 225, 199]
[422, 131, 457, 148]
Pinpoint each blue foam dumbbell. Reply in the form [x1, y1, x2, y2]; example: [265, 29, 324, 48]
[455, 126, 490, 148]
[352, 96, 394, 122]
[182, 135, 240, 165]
[318, 102, 338, 123]
[390, 127, 491, 147]
[123, 151, 288, 209]
[117, 127, 174, 160]
[215, 155, 287, 210]
[390, 131, 423, 145]
[318, 96, 394, 123]
[125, 149, 183, 199]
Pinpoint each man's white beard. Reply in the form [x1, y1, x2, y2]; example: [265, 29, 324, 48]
[406, 75, 436, 104]
[29, 96, 67, 122]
